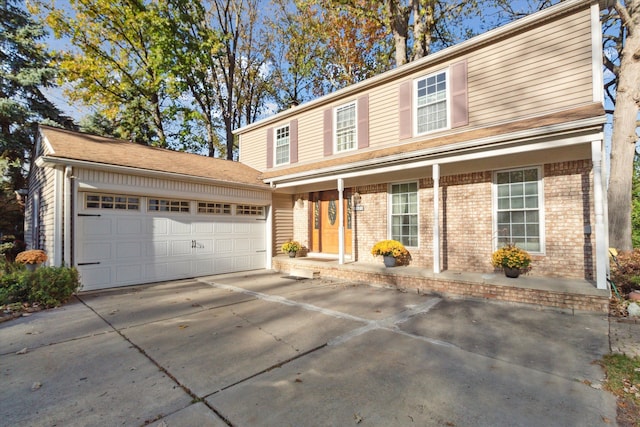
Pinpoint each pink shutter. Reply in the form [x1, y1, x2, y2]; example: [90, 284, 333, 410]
[266, 127, 273, 168]
[289, 119, 298, 163]
[357, 95, 369, 149]
[398, 81, 412, 139]
[450, 60, 469, 128]
[323, 108, 333, 156]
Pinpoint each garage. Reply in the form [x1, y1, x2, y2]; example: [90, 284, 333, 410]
[27, 126, 273, 291]
[76, 193, 267, 290]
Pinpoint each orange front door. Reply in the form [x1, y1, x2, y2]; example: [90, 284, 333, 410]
[310, 191, 352, 254]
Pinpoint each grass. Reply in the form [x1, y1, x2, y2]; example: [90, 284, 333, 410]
[601, 353, 640, 427]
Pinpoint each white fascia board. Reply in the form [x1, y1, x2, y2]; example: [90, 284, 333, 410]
[266, 116, 605, 187]
[235, 0, 595, 135]
[35, 156, 271, 193]
[271, 131, 603, 189]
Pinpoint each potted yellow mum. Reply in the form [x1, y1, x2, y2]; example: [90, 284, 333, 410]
[15, 249, 48, 271]
[281, 241, 301, 257]
[491, 244, 532, 278]
[371, 240, 409, 267]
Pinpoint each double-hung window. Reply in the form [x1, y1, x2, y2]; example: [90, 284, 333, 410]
[335, 102, 356, 152]
[495, 167, 543, 252]
[415, 70, 448, 134]
[275, 125, 290, 165]
[390, 182, 418, 247]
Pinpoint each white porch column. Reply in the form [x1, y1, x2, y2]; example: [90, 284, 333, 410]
[338, 178, 345, 264]
[433, 164, 441, 274]
[53, 167, 64, 266]
[266, 202, 274, 269]
[592, 140, 607, 289]
[63, 166, 73, 266]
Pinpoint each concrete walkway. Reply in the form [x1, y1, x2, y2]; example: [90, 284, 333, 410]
[1, 271, 617, 426]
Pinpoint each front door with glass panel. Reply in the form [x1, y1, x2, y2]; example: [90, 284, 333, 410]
[310, 190, 352, 254]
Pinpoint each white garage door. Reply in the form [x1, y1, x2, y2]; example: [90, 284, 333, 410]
[76, 194, 266, 290]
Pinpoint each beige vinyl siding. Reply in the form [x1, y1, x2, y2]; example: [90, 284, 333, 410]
[75, 169, 270, 203]
[272, 193, 293, 253]
[238, 4, 593, 172]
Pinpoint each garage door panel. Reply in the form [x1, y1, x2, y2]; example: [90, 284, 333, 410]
[233, 223, 251, 234]
[147, 241, 169, 257]
[116, 242, 142, 259]
[214, 257, 235, 272]
[195, 239, 213, 255]
[194, 222, 214, 233]
[215, 222, 233, 234]
[116, 264, 142, 283]
[117, 218, 143, 235]
[194, 259, 215, 275]
[81, 217, 112, 236]
[78, 266, 112, 290]
[234, 238, 251, 252]
[215, 239, 234, 254]
[170, 240, 192, 256]
[151, 218, 168, 234]
[80, 242, 111, 261]
[171, 221, 191, 235]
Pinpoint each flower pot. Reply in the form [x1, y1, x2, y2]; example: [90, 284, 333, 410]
[288, 251, 297, 258]
[504, 267, 520, 278]
[383, 255, 397, 268]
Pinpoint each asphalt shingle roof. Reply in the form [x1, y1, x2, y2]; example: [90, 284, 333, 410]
[39, 126, 267, 188]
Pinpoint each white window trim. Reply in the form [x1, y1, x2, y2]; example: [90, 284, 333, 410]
[387, 180, 420, 248]
[333, 101, 358, 154]
[413, 68, 450, 137]
[492, 166, 545, 255]
[274, 124, 290, 166]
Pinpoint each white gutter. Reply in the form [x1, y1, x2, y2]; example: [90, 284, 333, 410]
[35, 156, 271, 192]
[269, 131, 604, 189]
[235, 0, 596, 135]
[265, 116, 605, 187]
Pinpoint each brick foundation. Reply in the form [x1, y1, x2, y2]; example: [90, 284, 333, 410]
[273, 257, 609, 313]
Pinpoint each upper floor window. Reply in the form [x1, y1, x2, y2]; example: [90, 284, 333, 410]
[494, 167, 543, 253]
[275, 125, 290, 165]
[335, 102, 356, 152]
[390, 182, 418, 247]
[415, 70, 448, 134]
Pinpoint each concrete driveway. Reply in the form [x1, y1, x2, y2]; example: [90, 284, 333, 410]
[1, 271, 616, 426]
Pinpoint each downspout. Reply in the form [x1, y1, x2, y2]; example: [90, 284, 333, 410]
[338, 178, 345, 264]
[592, 140, 607, 289]
[64, 166, 74, 266]
[433, 164, 441, 274]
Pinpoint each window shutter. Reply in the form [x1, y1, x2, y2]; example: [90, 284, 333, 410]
[398, 81, 412, 140]
[266, 127, 273, 168]
[290, 119, 298, 163]
[357, 95, 369, 149]
[450, 60, 469, 128]
[323, 108, 333, 156]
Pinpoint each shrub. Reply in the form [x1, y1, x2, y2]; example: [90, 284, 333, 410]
[0, 270, 31, 304]
[30, 266, 80, 307]
[610, 248, 640, 295]
[0, 266, 80, 308]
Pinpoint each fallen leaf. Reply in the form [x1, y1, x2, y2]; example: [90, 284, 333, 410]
[16, 348, 28, 355]
[179, 325, 189, 329]
[31, 382, 42, 391]
[354, 413, 363, 424]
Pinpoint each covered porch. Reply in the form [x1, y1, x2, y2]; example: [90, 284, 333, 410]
[272, 255, 610, 313]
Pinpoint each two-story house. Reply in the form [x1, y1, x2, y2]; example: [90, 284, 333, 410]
[235, 0, 608, 290]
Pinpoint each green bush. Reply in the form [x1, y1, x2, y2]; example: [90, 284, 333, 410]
[0, 269, 30, 304]
[0, 266, 80, 307]
[610, 248, 640, 294]
[30, 266, 80, 307]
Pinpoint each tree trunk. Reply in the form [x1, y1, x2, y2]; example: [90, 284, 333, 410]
[385, 0, 409, 66]
[608, 0, 640, 250]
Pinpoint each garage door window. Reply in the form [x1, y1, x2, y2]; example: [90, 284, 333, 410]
[148, 198, 190, 213]
[198, 202, 231, 214]
[86, 193, 139, 210]
[236, 205, 265, 217]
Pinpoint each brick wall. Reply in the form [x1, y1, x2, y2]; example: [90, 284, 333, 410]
[291, 160, 595, 280]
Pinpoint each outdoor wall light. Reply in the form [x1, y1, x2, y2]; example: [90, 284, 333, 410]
[352, 192, 361, 205]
